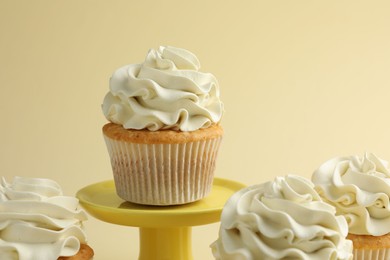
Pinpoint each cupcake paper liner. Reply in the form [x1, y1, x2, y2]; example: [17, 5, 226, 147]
[352, 248, 390, 260]
[104, 136, 222, 205]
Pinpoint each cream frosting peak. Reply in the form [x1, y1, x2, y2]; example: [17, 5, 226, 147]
[144, 46, 200, 71]
[312, 152, 390, 236]
[211, 175, 353, 260]
[0, 177, 88, 260]
[102, 46, 223, 131]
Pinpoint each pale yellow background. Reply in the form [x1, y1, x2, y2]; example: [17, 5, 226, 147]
[1, 0, 390, 259]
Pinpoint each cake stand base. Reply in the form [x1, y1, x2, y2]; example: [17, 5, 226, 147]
[139, 227, 192, 260]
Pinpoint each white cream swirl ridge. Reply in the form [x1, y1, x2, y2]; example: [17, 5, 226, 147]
[211, 175, 352, 260]
[102, 46, 223, 131]
[312, 152, 390, 236]
[0, 177, 88, 260]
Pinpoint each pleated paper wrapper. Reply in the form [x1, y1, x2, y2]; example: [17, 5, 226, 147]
[352, 248, 390, 260]
[104, 136, 222, 205]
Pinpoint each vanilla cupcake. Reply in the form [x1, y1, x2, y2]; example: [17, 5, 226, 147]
[0, 177, 94, 260]
[312, 152, 390, 260]
[102, 46, 224, 205]
[211, 175, 353, 260]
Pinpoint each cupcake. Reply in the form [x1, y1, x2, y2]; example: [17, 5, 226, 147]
[102, 46, 224, 205]
[312, 152, 390, 259]
[0, 177, 94, 260]
[211, 175, 353, 260]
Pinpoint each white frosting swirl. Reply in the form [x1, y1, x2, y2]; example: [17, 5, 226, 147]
[0, 177, 88, 260]
[312, 152, 390, 236]
[211, 175, 352, 260]
[102, 46, 223, 131]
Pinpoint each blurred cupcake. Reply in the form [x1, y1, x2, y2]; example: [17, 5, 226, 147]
[211, 175, 353, 260]
[102, 46, 224, 205]
[0, 176, 94, 260]
[312, 152, 390, 260]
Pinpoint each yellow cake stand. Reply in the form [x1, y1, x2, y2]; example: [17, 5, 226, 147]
[76, 178, 245, 260]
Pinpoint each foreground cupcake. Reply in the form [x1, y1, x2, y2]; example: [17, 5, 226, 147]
[211, 175, 353, 259]
[312, 152, 390, 260]
[102, 46, 224, 205]
[0, 177, 94, 260]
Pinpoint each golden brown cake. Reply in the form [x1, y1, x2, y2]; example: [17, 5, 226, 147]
[58, 244, 94, 260]
[347, 234, 390, 250]
[103, 122, 223, 144]
[346, 234, 390, 259]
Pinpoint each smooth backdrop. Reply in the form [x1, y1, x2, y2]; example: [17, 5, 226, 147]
[1, 1, 390, 259]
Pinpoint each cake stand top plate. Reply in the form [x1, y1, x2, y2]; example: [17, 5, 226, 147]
[76, 177, 245, 228]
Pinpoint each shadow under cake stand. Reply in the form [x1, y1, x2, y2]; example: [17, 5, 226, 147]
[76, 177, 245, 260]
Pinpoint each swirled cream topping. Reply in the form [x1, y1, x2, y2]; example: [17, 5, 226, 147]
[102, 46, 223, 131]
[0, 177, 88, 260]
[211, 175, 352, 260]
[312, 152, 390, 236]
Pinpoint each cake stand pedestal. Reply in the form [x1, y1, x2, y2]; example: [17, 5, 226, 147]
[76, 177, 245, 260]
